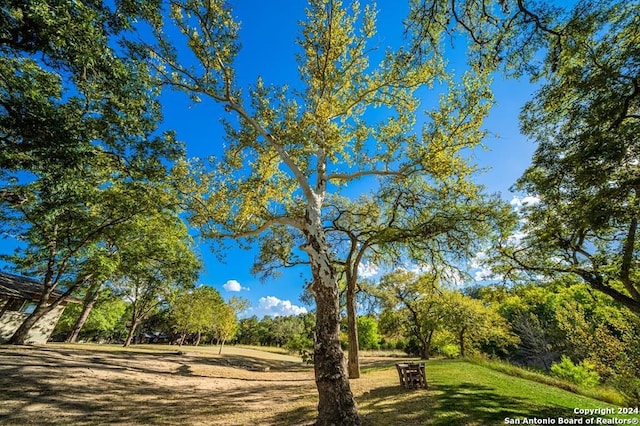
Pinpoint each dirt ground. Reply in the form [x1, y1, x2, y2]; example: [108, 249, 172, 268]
[0, 344, 412, 425]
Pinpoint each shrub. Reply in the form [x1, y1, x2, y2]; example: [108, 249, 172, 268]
[551, 356, 600, 388]
[611, 375, 640, 406]
[439, 344, 460, 359]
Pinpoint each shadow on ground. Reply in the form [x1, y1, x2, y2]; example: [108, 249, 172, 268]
[1, 346, 594, 426]
[358, 380, 570, 426]
[190, 353, 311, 373]
[0, 345, 317, 425]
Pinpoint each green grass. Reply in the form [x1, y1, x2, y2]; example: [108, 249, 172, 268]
[358, 359, 639, 426]
[465, 356, 628, 406]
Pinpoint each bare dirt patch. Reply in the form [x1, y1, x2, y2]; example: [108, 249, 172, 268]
[0, 344, 319, 425]
[0, 344, 414, 425]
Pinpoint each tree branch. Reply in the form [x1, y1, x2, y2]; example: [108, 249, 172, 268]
[326, 168, 407, 183]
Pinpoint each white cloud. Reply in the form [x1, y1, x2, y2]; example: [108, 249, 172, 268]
[471, 251, 499, 281]
[510, 195, 541, 208]
[358, 261, 379, 279]
[223, 279, 249, 292]
[400, 263, 431, 275]
[251, 296, 308, 318]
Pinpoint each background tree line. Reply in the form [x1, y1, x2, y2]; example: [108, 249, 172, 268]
[237, 273, 639, 404]
[52, 285, 242, 350]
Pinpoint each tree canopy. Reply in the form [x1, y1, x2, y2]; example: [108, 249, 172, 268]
[377, 270, 516, 359]
[172, 286, 225, 346]
[492, 0, 640, 315]
[0, 0, 193, 344]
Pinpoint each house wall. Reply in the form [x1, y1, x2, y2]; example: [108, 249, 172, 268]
[0, 303, 66, 344]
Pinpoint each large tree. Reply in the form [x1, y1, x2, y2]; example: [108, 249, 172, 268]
[112, 213, 200, 347]
[2, 177, 186, 344]
[65, 241, 120, 344]
[150, 1, 493, 424]
[443, 289, 516, 357]
[493, 0, 640, 315]
[328, 182, 508, 377]
[0, 0, 185, 344]
[67, 209, 200, 344]
[379, 270, 516, 359]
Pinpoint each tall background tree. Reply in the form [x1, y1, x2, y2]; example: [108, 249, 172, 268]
[172, 285, 224, 346]
[112, 214, 200, 347]
[500, 0, 640, 315]
[410, 0, 640, 316]
[148, 0, 497, 423]
[0, 0, 190, 344]
[378, 270, 448, 359]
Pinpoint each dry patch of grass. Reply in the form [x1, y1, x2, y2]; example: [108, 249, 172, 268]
[0, 343, 319, 425]
[0, 344, 416, 425]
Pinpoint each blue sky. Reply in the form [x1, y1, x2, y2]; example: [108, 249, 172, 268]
[0, 1, 538, 319]
[157, 1, 539, 318]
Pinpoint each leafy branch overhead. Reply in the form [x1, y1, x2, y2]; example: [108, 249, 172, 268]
[0, 0, 198, 345]
[159, 0, 495, 244]
[486, 0, 640, 315]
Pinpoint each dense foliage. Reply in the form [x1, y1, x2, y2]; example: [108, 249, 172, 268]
[485, 0, 640, 315]
[0, 0, 196, 344]
[53, 285, 240, 347]
[472, 279, 640, 404]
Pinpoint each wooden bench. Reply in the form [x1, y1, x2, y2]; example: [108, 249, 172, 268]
[396, 362, 427, 389]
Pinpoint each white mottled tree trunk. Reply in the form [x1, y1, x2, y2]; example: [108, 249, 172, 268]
[303, 195, 360, 426]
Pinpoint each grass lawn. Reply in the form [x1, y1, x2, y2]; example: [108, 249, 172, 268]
[0, 344, 637, 425]
[355, 359, 638, 425]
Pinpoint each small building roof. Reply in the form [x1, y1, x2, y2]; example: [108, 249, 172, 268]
[0, 271, 69, 301]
